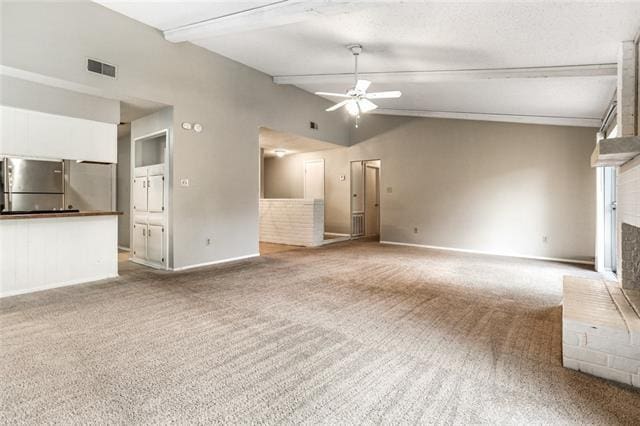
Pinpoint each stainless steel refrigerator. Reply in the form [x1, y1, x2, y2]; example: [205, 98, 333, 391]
[1, 158, 65, 212]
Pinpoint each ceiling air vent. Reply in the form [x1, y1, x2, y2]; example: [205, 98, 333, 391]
[87, 58, 116, 78]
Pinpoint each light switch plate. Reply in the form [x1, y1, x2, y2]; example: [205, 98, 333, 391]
[180, 178, 190, 187]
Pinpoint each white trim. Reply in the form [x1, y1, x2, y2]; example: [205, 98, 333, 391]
[118, 246, 130, 251]
[0, 274, 118, 298]
[163, 2, 359, 42]
[380, 241, 595, 265]
[172, 253, 260, 271]
[372, 109, 601, 128]
[274, 64, 617, 85]
[324, 232, 350, 237]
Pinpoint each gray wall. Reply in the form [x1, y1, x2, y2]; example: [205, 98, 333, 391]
[1, 1, 351, 268]
[265, 116, 597, 261]
[0, 75, 119, 123]
[117, 129, 131, 249]
[264, 148, 350, 234]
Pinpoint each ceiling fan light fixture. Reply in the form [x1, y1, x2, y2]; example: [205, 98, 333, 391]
[318, 44, 401, 127]
[274, 149, 287, 158]
[345, 100, 360, 116]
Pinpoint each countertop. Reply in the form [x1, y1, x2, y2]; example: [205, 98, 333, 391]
[0, 211, 123, 220]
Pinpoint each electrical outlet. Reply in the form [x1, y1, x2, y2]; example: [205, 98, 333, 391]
[414, 227, 418, 234]
[387, 187, 393, 193]
[180, 178, 189, 187]
[206, 238, 212, 246]
[542, 236, 548, 243]
[339, 175, 345, 181]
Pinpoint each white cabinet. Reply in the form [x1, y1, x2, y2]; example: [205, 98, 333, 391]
[0, 105, 116, 162]
[132, 223, 147, 260]
[132, 178, 148, 211]
[132, 223, 165, 266]
[147, 224, 164, 264]
[131, 164, 166, 268]
[148, 175, 164, 212]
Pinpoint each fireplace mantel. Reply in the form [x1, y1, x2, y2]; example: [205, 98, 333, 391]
[591, 136, 640, 167]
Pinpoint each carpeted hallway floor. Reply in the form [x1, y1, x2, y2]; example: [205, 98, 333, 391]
[1, 240, 639, 424]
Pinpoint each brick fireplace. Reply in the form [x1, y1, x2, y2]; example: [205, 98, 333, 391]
[621, 223, 640, 290]
[618, 154, 640, 291]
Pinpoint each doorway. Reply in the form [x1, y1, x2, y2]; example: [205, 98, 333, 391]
[304, 159, 325, 200]
[350, 159, 381, 238]
[603, 166, 617, 273]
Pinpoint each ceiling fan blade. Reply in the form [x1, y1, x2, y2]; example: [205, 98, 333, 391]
[358, 99, 378, 113]
[315, 91, 350, 98]
[355, 79, 371, 92]
[326, 100, 350, 112]
[365, 91, 402, 99]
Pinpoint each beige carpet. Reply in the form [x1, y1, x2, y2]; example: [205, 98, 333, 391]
[1, 240, 639, 424]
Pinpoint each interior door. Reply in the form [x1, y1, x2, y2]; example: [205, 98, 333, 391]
[365, 165, 380, 236]
[147, 224, 164, 265]
[304, 159, 324, 200]
[132, 177, 147, 211]
[132, 223, 147, 260]
[147, 175, 164, 212]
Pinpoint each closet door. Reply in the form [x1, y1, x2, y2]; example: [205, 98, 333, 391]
[147, 175, 164, 212]
[132, 177, 148, 211]
[147, 225, 164, 265]
[132, 223, 147, 260]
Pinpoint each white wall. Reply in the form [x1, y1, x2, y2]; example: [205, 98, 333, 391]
[265, 116, 598, 261]
[1, 1, 351, 269]
[0, 75, 119, 124]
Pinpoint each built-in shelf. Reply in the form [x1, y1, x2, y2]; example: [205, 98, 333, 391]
[591, 136, 640, 167]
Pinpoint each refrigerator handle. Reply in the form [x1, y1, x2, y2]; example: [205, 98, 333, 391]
[4, 159, 12, 211]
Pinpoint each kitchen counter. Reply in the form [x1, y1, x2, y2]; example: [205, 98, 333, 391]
[1, 212, 120, 297]
[0, 210, 123, 220]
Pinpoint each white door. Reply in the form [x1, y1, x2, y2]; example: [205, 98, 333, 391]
[147, 175, 164, 212]
[147, 224, 164, 265]
[304, 159, 324, 200]
[132, 177, 147, 211]
[132, 223, 147, 260]
[365, 165, 380, 236]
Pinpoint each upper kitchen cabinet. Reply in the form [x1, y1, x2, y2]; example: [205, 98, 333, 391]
[0, 105, 117, 163]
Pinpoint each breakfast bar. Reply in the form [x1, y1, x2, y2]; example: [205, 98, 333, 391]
[0, 211, 122, 297]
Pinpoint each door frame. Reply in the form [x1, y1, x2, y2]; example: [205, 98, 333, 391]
[364, 163, 380, 237]
[131, 128, 171, 270]
[303, 158, 325, 200]
[350, 159, 381, 238]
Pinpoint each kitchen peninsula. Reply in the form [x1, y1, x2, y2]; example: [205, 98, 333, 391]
[0, 211, 122, 297]
[0, 100, 119, 297]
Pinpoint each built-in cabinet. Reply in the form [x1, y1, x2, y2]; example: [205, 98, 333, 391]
[130, 131, 169, 270]
[0, 105, 116, 162]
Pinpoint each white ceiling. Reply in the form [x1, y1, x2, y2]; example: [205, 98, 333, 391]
[97, 1, 640, 127]
[259, 127, 342, 157]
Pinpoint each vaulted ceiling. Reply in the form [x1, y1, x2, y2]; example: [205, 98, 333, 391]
[96, 1, 640, 127]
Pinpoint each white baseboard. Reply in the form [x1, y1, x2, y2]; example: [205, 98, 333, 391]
[379, 241, 595, 265]
[172, 253, 260, 271]
[324, 232, 350, 237]
[118, 246, 130, 251]
[0, 273, 118, 298]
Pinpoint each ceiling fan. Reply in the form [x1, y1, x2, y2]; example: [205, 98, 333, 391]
[316, 44, 401, 127]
